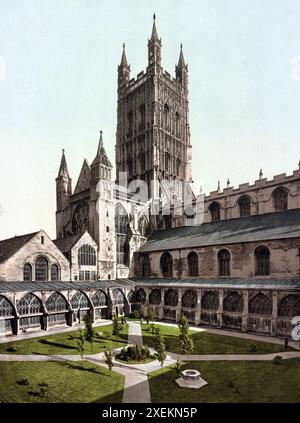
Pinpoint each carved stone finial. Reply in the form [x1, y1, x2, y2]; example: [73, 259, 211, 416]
[259, 168, 263, 179]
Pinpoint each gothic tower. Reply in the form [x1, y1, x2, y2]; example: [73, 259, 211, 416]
[90, 131, 116, 279]
[56, 150, 72, 238]
[115, 15, 192, 198]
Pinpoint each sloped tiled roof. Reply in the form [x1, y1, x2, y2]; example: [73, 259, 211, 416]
[139, 209, 300, 252]
[0, 232, 39, 264]
[53, 234, 83, 254]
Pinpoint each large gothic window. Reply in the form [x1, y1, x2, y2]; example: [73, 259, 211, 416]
[163, 104, 169, 130]
[273, 187, 288, 212]
[91, 290, 107, 307]
[149, 289, 161, 305]
[51, 264, 60, 281]
[46, 292, 68, 313]
[0, 296, 14, 317]
[209, 201, 221, 222]
[201, 291, 219, 310]
[187, 252, 198, 277]
[35, 256, 48, 282]
[23, 263, 32, 282]
[238, 195, 251, 217]
[127, 111, 133, 137]
[160, 252, 173, 278]
[255, 246, 270, 276]
[223, 292, 243, 313]
[218, 249, 230, 277]
[278, 294, 300, 318]
[249, 293, 272, 315]
[72, 202, 89, 235]
[78, 244, 96, 266]
[182, 290, 197, 308]
[138, 254, 150, 277]
[17, 294, 42, 315]
[71, 291, 90, 310]
[115, 204, 130, 266]
[164, 289, 178, 306]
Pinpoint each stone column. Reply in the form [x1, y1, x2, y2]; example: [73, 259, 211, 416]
[12, 316, 19, 336]
[195, 289, 202, 325]
[66, 310, 73, 327]
[217, 289, 224, 328]
[41, 314, 48, 331]
[242, 290, 249, 332]
[176, 288, 182, 321]
[271, 291, 278, 337]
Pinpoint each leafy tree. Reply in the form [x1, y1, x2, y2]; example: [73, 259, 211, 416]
[154, 329, 167, 367]
[77, 330, 85, 362]
[112, 314, 120, 337]
[83, 314, 95, 352]
[104, 350, 114, 372]
[146, 307, 155, 325]
[174, 359, 182, 376]
[178, 314, 194, 361]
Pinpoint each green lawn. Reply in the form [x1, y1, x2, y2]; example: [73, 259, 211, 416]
[142, 324, 292, 355]
[0, 361, 124, 403]
[0, 324, 128, 355]
[148, 359, 300, 403]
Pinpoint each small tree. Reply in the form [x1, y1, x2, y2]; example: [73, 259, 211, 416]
[146, 307, 155, 325]
[77, 330, 85, 362]
[112, 314, 120, 337]
[154, 329, 167, 367]
[84, 314, 95, 352]
[104, 350, 114, 372]
[178, 314, 194, 361]
[174, 359, 182, 376]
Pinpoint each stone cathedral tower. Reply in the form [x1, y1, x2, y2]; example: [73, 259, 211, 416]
[115, 15, 192, 197]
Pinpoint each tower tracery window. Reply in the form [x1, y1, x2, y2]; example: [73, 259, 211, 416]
[72, 202, 89, 235]
[163, 104, 169, 130]
[165, 153, 170, 173]
[176, 158, 180, 177]
[175, 112, 180, 137]
[115, 204, 130, 266]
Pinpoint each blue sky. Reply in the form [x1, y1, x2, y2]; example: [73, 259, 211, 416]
[0, 0, 300, 239]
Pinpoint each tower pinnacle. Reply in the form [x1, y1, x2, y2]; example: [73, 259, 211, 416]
[58, 149, 69, 178]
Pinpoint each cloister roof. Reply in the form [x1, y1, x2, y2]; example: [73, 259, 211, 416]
[133, 278, 300, 290]
[139, 208, 300, 252]
[0, 279, 135, 293]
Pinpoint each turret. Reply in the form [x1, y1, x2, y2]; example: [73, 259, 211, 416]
[56, 149, 72, 212]
[91, 130, 113, 182]
[118, 43, 130, 97]
[176, 43, 188, 88]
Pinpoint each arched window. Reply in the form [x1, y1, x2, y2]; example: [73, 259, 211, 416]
[164, 104, 169, 129]
[249, 293, 272, 315]
[278, 294, 300, 318]
[23, 263, 32, 282]
[115, 204, 130, 266]
[160, 252, 173, 278]
[0, 296, 14, 317]
[138, 254, 150, 277]
[112, 288, 125, 305]
[17, 294, 42, 315]
[201, 291, 219, 310]
[255, 246, 270, 276]
[149, 289, 161, 305]
[175, 112, 180, 137]
[91, 290, 107, 307]
[78, 244, 96, 266]
[176, 158, 180, 177]
[139, 103, 145, 128]
[140, 151, 145, 172]
[182, 290, 197, 308]
[164, 289, 178, 306]
[72, 202, 89, 235]
[135, 288, 146, 304]
[238, 195, 251, 217]
[138, 215, 148, 238]
[71, 291, 90, 310]
[46, 292, 68, 313]
[223, 292, 243, 312]
[209, 201, 221, 222]
[51, 264, 60, 281]
[35, 256, 48, 282]
[218, 249, 230, 277]
[165, 153, 170, 173]
[187, 252, 198, 277]
[127, 156, 133, 176]
[273, 187, 288, 212]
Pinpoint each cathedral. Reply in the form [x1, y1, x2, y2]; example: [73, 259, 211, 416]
[0, 16, 300, 340]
